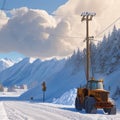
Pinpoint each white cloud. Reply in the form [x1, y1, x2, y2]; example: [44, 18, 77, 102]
[55, 0, 120, 37]
[0, 0, 120, 58]
[0, 10, 9, 29]
[0, 8, 57, 58]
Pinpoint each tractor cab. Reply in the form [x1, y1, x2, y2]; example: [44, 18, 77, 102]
[87, 79, 104, 90]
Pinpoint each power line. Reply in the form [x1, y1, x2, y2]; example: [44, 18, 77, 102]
[95, 17, 120, 38]
[50, 34, 84, 39]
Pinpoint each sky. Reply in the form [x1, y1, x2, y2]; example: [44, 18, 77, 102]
[0, 0, 68, 13]
[0, 0, 120, 61]
[0, 0, 68, 61]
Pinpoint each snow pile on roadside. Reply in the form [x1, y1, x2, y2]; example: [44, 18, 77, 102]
[0, 89, 28, 97]
[53, 88, 77, 105]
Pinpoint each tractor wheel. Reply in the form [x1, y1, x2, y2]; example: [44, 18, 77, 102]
[75, 97, 82, 110]
[103, 105, 116, 115]
[103, 108, 109, 113]
[108, 105, 116, 115]
[84, 96, 97, 114]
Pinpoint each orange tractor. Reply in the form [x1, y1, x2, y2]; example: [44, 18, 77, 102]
[75, 78, 116, 114]
[75, 12, 116, 114]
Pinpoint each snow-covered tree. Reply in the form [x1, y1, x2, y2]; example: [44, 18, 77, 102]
[66, 48, 84, 74]
[93, 26, 120, 74]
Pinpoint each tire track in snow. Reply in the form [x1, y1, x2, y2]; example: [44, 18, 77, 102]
[0, 101, 9, 120]
[34, 103, 120, 120]
[3, 101, 70, 120]
[3, 101, 120, 120]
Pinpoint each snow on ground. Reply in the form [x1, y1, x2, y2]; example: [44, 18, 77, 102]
[0, 90, 120, 120]
[0, 88, 28, 97]
[1, 101, 120, 120]
[0, 102, 9, 120]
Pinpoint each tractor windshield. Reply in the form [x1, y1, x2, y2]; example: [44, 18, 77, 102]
[87, 80, 104, 90]
[97, 82, 104, 89]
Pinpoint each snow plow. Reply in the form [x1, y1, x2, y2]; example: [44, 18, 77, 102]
[75, 12, 116, 114]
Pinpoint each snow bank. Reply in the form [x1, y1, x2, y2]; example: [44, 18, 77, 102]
[53, 88, 77, 105]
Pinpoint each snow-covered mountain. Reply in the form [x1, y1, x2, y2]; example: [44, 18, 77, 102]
[0, 57, 66, 88]
[0, 58, 14, 72]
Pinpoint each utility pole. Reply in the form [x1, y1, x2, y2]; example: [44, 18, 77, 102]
[89, 36, 95, 78]
[81, 12, 96, 81]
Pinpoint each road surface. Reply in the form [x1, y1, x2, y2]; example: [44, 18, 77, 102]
[0, 101, 120, 120]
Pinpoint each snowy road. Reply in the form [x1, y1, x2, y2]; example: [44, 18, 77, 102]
[0, 101, 120, 120]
